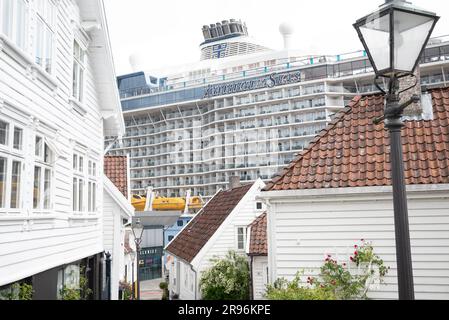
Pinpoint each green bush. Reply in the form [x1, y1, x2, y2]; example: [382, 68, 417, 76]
[0, 282, 34, 300]
[200, 251, 250, 300]
[266, 240, 390, 300]
[266, 274, 336, 300]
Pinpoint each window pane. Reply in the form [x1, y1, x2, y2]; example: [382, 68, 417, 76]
[79, 68, 84, 101]
[44, 169, 51, 209]
[13, 127, 23, 150]
[237, 228, 245, 250]
[10, 161, 21, 208]
[2, 0, 13, 38]
[72, 62, 79, 99]
[73, 154, 78, 170]
[73, 178, 78, 211]
[79, 156, 84, 173]
[15, 0, 26, 50]
[92, 183, 96, 212]
[0, 121, 9, 145]
[35, 18, 44, 67]
[78, 179, 83, 212]
[33, 167, 42, 209]
[35, 136, 43, 157]
[44, 143, 52, 163]
[92, 163, 96, 176]
[88, 182, 92, 212]
[0, 158, 7, 208]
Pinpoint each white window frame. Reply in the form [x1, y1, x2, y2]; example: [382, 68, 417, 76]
[87, 159, 98, 213]
[72, 151, 86, 214]
[235, 226, 247, 252]
[72, 39, 86, 103]
[0, 117, 26, 213]
[0, 0, 29, 51]
[33, 134, 54, 212]
[34, 0, 56, 74]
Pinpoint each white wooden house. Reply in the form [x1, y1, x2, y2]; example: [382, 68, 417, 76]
[0, 0, 125, 299]
[261, 90, 449, 300]
[103, 155, 135, 300]
[165, 179, 266, 300]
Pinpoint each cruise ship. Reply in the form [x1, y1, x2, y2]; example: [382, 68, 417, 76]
[106, 19, 449, 199]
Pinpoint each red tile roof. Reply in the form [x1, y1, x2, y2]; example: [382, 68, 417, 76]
[165, 184, 253, 263]
[248, 213, 267, 256]
[265, 87, 449, 191]
[104, 156, 129, 198]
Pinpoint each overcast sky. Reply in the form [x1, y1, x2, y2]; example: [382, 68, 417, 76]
[104, 0, 449, 76]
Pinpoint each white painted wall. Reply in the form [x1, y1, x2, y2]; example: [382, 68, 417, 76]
[0, 0, 121, 287]
[252, 256, 268, 300]
[262, 185, 449, 300]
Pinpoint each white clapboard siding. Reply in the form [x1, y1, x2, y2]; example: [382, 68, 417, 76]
[265, 186, 449, 300]
[252, 256, 268, 300]
[0, 0, 116, 286]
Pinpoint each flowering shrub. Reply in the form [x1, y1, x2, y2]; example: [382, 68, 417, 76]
[266, 240, 389, 300]
[199, 251, 250, 300]
[119, 281, 133, 300]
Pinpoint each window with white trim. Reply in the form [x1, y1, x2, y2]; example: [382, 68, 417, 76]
[87, 159, 98, 213]
[34, 0, 55, 73]
[0, 0, 28, 51]
[72, 152, 85, 213]
[236, 227, 247, 251]
[33, 135, 54, 211]
[0, 118, 25, 211]
[72, 40, 86, 102]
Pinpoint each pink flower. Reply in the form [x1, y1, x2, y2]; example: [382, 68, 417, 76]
[354, 251, 358, 256]
[354, 245, 358, 248]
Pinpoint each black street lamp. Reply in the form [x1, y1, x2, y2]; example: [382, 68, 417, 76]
[353, 0, 439, 300]
[132, 218, 144, 300]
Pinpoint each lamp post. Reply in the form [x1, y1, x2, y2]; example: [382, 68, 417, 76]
[353, 0, 439, 300]
[130, 250, 136, 300]
[132, 218, 144, 300]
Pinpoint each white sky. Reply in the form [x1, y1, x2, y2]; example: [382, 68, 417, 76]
[104, 0, 449, 76]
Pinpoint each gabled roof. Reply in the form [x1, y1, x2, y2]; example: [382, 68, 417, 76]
[165, 184, 253, 263]
[248, 213, 267, 256]
[265, 87, 449, 191]
[104, 156, 128, 198]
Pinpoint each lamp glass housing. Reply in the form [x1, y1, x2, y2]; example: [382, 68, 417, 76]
[354, 1, 439, 78]
[132, 219, 144, 242]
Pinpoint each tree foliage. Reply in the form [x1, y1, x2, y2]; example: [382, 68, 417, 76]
[199, 251, 250, 300]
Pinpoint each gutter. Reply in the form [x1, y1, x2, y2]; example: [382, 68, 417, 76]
[249, 256, 254, 300]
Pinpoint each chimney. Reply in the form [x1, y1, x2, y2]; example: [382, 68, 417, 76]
[229, 176, 241, 189]
[400, 67, 423, 118]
